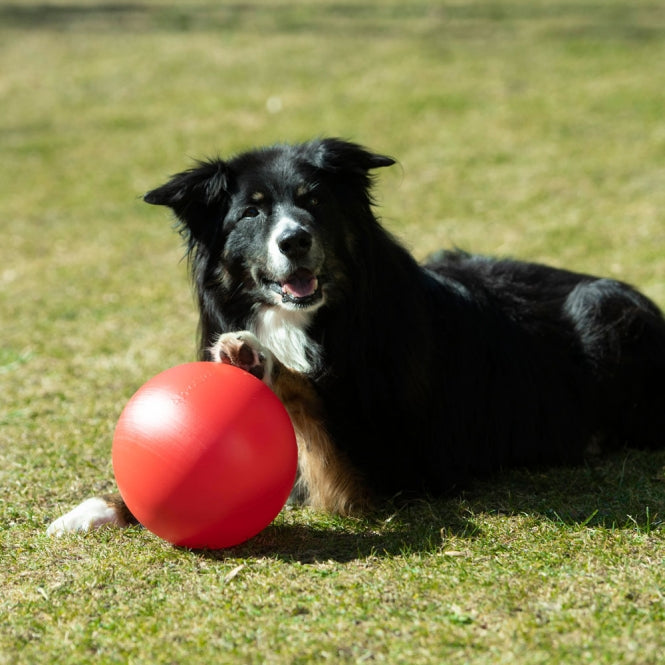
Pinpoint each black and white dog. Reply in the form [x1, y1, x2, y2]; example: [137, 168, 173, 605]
[48, 138, 665, 534]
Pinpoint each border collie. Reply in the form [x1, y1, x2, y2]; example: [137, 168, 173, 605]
[48, 138, 665, 535]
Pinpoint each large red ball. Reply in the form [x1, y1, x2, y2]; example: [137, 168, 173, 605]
[111, 362, 297, 549]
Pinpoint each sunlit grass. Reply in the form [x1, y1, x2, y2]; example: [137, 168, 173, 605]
[2, 1, 665, 663]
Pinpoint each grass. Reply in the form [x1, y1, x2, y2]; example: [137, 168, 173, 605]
[2, 0, 665, 662]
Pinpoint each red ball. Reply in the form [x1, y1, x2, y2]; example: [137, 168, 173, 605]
[111, 362, 297, 549]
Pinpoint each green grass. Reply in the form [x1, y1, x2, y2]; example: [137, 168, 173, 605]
[2, 1, 665, 662]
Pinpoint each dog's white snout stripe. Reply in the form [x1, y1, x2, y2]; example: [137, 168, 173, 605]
[268, 217, 307, 274]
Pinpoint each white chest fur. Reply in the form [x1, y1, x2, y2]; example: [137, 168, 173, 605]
[252, 306, 321, 373]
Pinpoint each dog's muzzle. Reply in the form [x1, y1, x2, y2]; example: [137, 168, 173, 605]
[263, 218, 325, 308]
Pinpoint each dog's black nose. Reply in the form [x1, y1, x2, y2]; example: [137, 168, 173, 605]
[277, 227, 312, 259]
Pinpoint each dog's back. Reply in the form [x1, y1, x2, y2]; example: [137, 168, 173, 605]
[425, 250, 665, 456]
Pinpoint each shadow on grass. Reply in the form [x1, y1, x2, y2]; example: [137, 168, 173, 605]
[194, 448, 665, 564]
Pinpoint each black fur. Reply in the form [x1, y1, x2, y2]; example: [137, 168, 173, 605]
[145, 138, 665, 498]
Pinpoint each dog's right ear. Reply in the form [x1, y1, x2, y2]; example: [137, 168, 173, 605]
[143, 160, 229, 238]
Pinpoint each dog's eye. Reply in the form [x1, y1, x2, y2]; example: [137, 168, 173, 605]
[242, 206, 260, 219]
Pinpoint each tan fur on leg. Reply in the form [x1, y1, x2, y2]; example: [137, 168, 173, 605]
[102, 493, 139, 526]
[273, 365, 371, 515]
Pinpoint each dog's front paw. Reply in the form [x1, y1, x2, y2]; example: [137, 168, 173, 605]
[46, 497, 124, 536]
[209, 331, 274, 384]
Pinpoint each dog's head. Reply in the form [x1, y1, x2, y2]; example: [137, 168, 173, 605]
[144, 138, 394, 319]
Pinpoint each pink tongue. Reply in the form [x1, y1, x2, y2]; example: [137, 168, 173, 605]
[282, 270, 318, 298]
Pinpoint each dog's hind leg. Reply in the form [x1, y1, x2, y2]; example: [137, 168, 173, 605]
[211, 332, 371, 514]
[565, 278, 665, 450]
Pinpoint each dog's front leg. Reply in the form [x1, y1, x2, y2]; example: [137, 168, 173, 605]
[211, 332, 371, 515]
[47, 493, 137, 536]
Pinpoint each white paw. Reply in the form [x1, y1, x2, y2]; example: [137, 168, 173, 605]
[46, 497, 123, 536]
[209, 331, 274, 384]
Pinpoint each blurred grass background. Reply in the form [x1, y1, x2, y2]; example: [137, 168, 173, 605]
[2, 1, 665, 663]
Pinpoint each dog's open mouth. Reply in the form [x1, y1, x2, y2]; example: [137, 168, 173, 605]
[266, 268, 323, 307]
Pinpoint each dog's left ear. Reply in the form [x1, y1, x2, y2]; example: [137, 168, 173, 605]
[144, 159, 229, 239]
[310, 138, 395, 175]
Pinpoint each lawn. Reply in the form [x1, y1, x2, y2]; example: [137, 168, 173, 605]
[2, 1, 665, 663]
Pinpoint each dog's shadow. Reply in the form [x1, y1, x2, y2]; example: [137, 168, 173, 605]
[196, 449, 665, 564]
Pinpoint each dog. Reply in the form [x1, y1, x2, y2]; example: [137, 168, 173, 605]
[48, 137, 665, 535]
